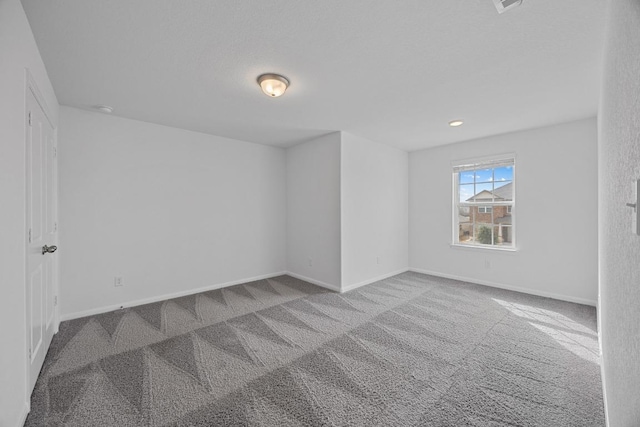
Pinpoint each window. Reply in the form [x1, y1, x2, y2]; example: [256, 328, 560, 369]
[453, 156, 515, 249]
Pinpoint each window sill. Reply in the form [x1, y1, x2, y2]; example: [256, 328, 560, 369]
[450, 243, 518, 253]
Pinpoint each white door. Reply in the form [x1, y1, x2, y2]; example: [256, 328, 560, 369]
[26, 85, 57, 393]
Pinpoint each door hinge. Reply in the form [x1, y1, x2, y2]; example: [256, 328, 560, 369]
[28, 228, 32, 243]
[28, 111, 32, 126]
[28, 347, 32, 360]
[54, 222, 58, 232]
[54, 296, 58, 306]
[53, 146, 57, 158]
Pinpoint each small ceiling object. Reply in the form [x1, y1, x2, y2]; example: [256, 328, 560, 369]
[493, 0, 523, 14]
[94, 105, 114, 113]
[257, 73, 289, 98]
[449, 119, 464, 127]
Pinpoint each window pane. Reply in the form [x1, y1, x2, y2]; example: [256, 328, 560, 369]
[493, 223, 514, 247]
[459, 184, 474, 203]
[458, 207, 472, 243]
[475, 168, 493, 184]
[474, 203, 493, 225]
[459, 171, 475, 184]
[491, 205, 509, 221]
[475, 223, 493, 245]
[493, 181, 513, 201]
[471, 183, 493, 201]
[494, 165, 513, 182]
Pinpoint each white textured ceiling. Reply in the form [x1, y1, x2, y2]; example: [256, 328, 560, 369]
[22, 0, 606, 151]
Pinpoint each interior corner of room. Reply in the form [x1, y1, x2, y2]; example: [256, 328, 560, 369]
[2, 0, 639, 425]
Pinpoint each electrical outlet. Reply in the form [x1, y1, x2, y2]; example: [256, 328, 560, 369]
[114, 276, 124, 287]
[484, 259, 491, 269]
[308, 258, 313, 267]
[376, 256, 380, 265]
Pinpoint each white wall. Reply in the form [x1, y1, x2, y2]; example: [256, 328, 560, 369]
[409, 118, 598, 305]
[0, 0, 59, 425]
[341, 132, 408, 289]
[58, 107, 286, 318]
[286, 133, 342, 289]
[598, 0, 640, 424]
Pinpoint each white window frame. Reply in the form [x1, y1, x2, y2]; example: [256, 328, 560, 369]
[452, 154, 516, 251]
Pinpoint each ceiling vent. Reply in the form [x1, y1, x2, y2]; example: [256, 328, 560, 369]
[493, 0, 523, 14]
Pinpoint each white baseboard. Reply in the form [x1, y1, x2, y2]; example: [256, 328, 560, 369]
[599, 350, 610, 427]
[408, 268, 597, 307]
[17, 402, 29, 427]
[285, 271, 341, 292]
[284, 269, 410, 293]
[340, 268, 410, 293]
[60, 271, 287, 321]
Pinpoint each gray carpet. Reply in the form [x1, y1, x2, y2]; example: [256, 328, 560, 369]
[25, 272, 604, 426]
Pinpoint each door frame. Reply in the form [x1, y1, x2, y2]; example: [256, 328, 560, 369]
[24, 68, 59, 409]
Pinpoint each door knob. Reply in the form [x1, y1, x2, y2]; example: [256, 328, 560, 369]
[42, 245, 57, 255]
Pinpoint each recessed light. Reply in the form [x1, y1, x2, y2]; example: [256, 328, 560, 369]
[257, 73, 289, 98]
[94, 105, 113, 114]
[449, 120, 464, 127]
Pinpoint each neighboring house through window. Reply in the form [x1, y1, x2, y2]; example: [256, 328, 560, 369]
[453, 156, 515, 249]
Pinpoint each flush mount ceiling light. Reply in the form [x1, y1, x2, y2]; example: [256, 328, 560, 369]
[94, 105, 113, 113]
[493, 0, 523, 14]
[257, 73, 289, 97]
[449, 119, 464, 127]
